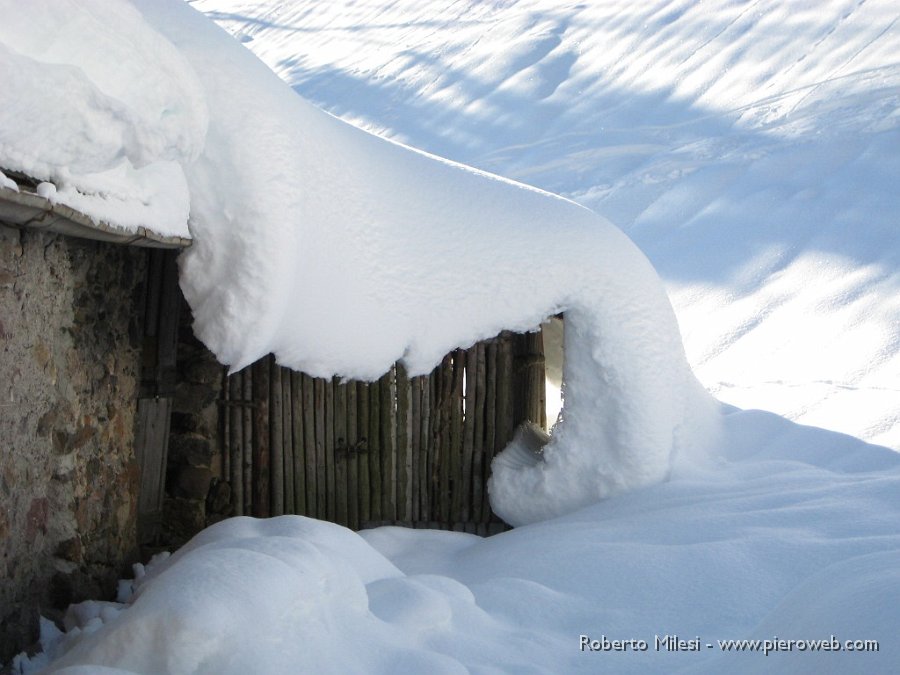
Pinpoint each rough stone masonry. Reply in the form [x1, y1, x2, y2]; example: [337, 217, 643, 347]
[0, 224, 146, 662]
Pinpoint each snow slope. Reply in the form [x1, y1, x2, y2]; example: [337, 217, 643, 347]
[195, 0, 900, 450]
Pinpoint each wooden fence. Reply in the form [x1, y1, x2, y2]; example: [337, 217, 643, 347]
[220, 330, 547, 534]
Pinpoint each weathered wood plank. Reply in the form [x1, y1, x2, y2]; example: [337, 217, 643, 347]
[334, 378, 348, 527]
[438, 354, 453, 523]
[325, 376, 336, 522]
[242, 368, 253, 516]
[347, 381, 360, 530]
[483, 340, 498, 523]
[135, 396, 171, 542]
[228, 373, 243, 516]
[419, 370, 432, 523]
[368, 376, 382, 523]
[472, 342, 487, 523]
[395, 363, 411, 523]
[302, 374, 316, 516]
[314, 377, 327, 520]
[449, 350, 465, 524]
[357, 382, 371, 526]
[281, 368, 293, 514]
[380, 367, 397, 522]
[270, 361, 284, 516]
[462, 347, 476, 524]
[291, 371, 305, 515]
[252, 357, 270, 518]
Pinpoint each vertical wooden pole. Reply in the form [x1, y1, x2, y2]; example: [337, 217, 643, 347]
[242, 368, 253, 516]
[380, 366, 397, 522]
[347, 381, 359, 530]
[291, 371, 305, 515]
[281, 368, 294, 514]
[302, 374, 316, 517]
[472, 342, 487, 524]
[314, 377, 327, 520]
[357, 382, 370, 526]
[334, 379, 348, 527]
[438, 354, 453, 524]
[483, 340, 498, 524]
[229, 372, 243, 516]
[325, 377, 336, 522]
[450, 350, 465, 526]
[419, 370, 432, 524]
[462, 347, 477, 525]
[395, 363, 411, 524]
[252, 357, 270, 518]
[270, 360, 284, 516]
[368, 378, 382, 524]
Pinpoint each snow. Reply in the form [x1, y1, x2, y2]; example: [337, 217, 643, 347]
[14, 416, 900, 673]
[195, 0, 900, 450]
[0, 0, 203, 237]
[4, 0, 900, 671]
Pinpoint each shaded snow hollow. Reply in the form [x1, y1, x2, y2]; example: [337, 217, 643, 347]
[1, 0, 721, 525]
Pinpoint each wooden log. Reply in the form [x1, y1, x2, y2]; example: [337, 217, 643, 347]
[280, 368, 293, 514]
[482, 340, 498, 523]
[472, 342, 487, 524]
[368, 377, 382, 523]
[242, 368, 253, 516]
[380, 367, 397, 522]
[395, 363, 411, 523]
[252, 357, 270, 518]
[314, 377, 327, 519]
[221, 371, 230, 484]
[462, 347, 476, 524]
[438, 354, 454, 524]
[449, 350, 465, 524]
[229, 372, 243, 516]
[409, 374, 420, 524]
[325, 376, 336, 522]
[358, 381, 371, 526]
[419, 369, 432, 524]
[497, 333, 515, 447]
[270, 361, 284, 516]
[347, 381, 359, 530]
[291, 371, 305, 515]
[301, 374, 316, 517]
[334, 378, 348, 527]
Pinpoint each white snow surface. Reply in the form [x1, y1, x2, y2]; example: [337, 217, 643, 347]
[0, 0, 204, 236]
[15, 414, 900, 673]
[195, 0, 900, 450]
[5, 0, 900, 672]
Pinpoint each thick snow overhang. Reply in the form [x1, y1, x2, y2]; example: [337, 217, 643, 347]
[0, 173, 190, 249]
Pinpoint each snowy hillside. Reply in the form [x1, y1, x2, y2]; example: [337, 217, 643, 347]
[195, 0, 900, 450]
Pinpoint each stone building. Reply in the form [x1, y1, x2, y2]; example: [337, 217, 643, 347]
[0, 175, 193, 662]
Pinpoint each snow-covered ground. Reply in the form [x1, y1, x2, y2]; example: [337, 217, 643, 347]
[7, 0, 900, 672]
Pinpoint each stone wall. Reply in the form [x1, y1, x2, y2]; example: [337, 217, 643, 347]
[161, 311, 230, 548]
[0, 224, 146, 662]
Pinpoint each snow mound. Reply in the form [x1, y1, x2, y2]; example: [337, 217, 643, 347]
[0, 0, 205, 237]
[134, 0, 722, 523]
[16, 414, 900, 673]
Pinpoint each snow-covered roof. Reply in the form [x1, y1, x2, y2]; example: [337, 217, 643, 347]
[0, 171, 189, 248]
[0, 0, 722, 526]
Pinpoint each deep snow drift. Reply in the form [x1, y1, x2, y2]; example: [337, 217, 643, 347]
[196, 0, 900, 451]
[13, 411, 900, 673]
[2, 0, 722, 524]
